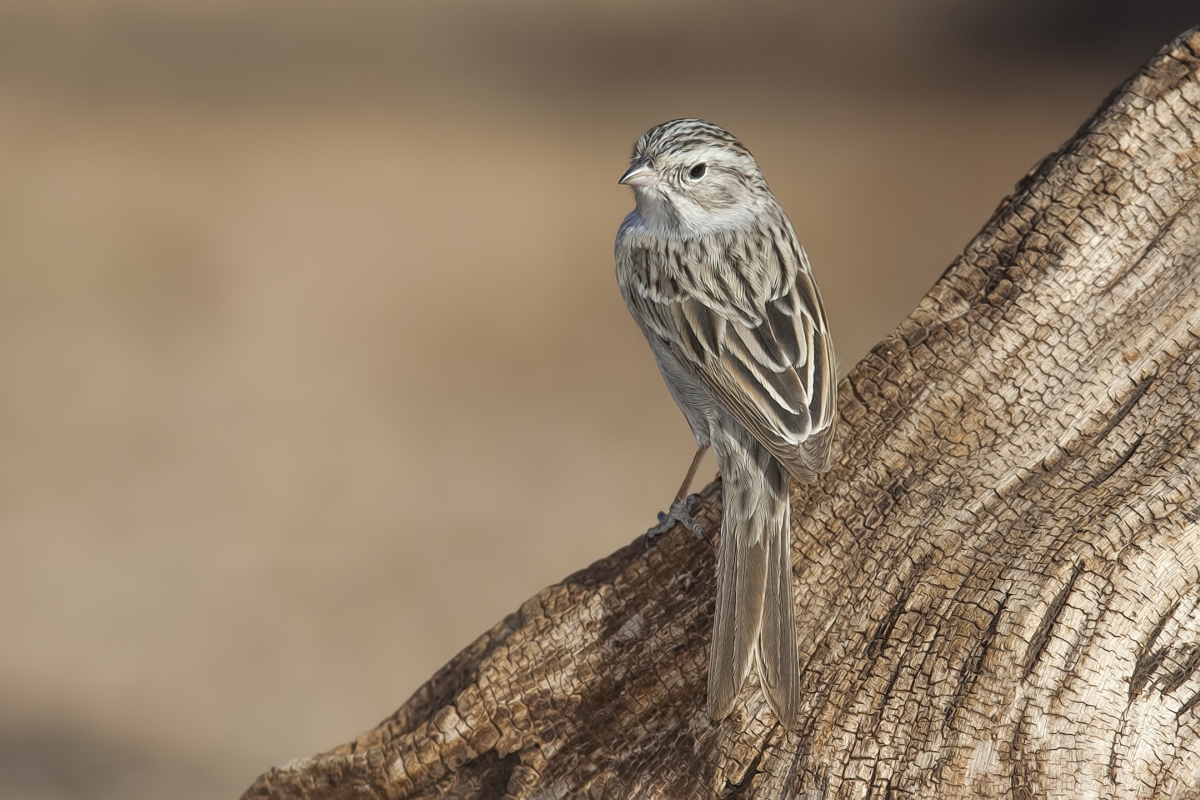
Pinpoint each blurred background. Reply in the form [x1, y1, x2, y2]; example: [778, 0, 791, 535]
[0, 1, 1195, 797]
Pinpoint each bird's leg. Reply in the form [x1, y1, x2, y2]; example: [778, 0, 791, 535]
[646, 445, 711, 546]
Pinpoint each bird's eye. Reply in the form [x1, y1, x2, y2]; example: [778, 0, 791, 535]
[688, 163, 707, 179]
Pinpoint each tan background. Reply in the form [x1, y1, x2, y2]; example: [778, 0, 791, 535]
[0, 2, 1195, 797]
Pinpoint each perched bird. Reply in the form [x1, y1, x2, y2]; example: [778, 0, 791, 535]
[614, 119, 836, 727]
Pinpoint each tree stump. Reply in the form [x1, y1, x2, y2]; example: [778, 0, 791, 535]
[243, 29, 1200, 799]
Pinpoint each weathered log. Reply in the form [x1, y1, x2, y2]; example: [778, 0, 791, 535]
[243, 29, 1200, 799]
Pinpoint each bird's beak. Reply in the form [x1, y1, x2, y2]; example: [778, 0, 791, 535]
[618, 157, 659, 187]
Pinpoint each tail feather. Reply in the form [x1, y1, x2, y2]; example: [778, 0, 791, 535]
[707, 435, 799, 727]
[707, 509, 766, 720]
[707, 513, 738, 718]
[757, 476, 799, 726]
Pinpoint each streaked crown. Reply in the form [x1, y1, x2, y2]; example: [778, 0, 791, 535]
[632, 118, 752, 161]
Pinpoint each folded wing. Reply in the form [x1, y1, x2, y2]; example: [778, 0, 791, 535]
[621, 221, 836, 481]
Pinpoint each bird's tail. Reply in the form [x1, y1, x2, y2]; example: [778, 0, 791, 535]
[708, 434, 799, 727]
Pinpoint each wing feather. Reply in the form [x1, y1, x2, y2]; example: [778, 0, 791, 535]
[764, 297, 802, 366]
[681, 297, 723, 358]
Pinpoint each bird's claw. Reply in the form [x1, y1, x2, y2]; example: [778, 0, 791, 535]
[645, 494, 708, 547]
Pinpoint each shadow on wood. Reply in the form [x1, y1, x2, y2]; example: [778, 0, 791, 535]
[244, 28, 1200, 799]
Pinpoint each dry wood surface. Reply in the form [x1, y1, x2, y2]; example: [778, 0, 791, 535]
[243, 29, 1200, 799]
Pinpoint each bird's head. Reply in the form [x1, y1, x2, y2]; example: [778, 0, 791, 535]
[619, 118, 772, 237]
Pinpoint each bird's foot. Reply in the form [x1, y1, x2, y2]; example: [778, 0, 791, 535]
[645, 494, 709, 547]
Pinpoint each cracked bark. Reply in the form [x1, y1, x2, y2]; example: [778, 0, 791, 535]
[243, 29, 1200, 800]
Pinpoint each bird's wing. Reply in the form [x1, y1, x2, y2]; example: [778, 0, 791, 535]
[621, 222, 836, 481]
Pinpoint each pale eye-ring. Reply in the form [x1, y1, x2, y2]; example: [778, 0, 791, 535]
[688, 163, 707, 180]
